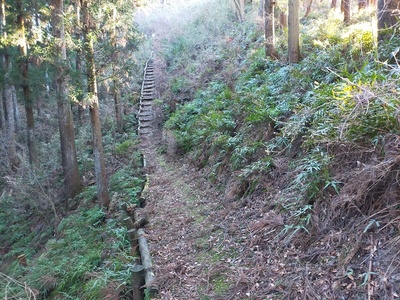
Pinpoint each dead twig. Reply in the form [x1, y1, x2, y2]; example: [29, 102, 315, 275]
[367, 235, 377, 300]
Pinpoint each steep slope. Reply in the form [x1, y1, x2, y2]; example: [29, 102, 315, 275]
[134, 2, 400, 299]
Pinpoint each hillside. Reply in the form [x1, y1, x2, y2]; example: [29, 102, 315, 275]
[136, 0, 400, 299]
[1, 0, 400, 299]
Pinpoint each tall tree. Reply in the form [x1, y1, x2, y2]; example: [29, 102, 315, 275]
[17, 0, 37, 165]
[341, 0, 351, 25]
[258, 0, 264, 17]
[52, 0, 81, 200]
[288, 0, 301, 63]
[232, 0, 245, 22]
[378, 0, 400, 40]
[1, 0, 17, 169]
[265, 0, 277, 58]
[74, 0, 86, 125]
[303, 0, 313, 18]
[82, 0, 110, 208]
[111, 4, 123, 133]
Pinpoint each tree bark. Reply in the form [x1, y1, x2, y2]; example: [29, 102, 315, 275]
[331, 0, 338, 9]
[0, 0, 5, 133]
[138, 228, 158, 295]
[304, 0, 313, 18]
[82, 0, 110, 208]
[53, 0, 81, 200]
[258, 0, 265, 17]
[12, 86, 20, 133]
[4, 71, 16, 170]
[279, 10, 288, 30]
[342, 0, 351, 25]
[112, 7, 123, 133]
[265, 0, 278, 58]
[232, 0, 245, 22]
[75, 0, 85, 126]
[378, 0, 400, 40]
[0, 90, 4, 129]
[288, 0, 301, 63]
[17, 0, 37, 165]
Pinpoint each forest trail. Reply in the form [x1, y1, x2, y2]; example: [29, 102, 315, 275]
[137, 57, 250, 299]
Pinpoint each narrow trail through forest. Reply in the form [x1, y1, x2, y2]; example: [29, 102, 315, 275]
[136, 57, 249, 299]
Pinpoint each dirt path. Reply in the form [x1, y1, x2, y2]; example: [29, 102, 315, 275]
[136, 58, 253, 300]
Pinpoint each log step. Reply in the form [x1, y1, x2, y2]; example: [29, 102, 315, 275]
[140, 106, 153, 113]
[139, 112, 154, 117]
[139, 124, 151, 129]
[139, 129, 153, 135]
[139, 117, 153, 122]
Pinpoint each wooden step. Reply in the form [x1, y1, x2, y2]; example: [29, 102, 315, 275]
[139, 110, 152, 115]
[139, 124, 151, 129]
[139, 112, 154, 117]
[139, 128, 152, 134]
[139, 117, 153, 122]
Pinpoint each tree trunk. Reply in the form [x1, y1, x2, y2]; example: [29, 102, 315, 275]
[17, 0, 37, 165]
[75, 0, 85, 126]
[342, 0, 351, 25]
[53, 0, 81, 200]
[265, 0, 278, 58]
[258, 0, 265, 17]
[280, 10, 288, 30]
[113, 80, 123, 133]
[0, 90, 4, 129]
[358, 0, 366, 9]
[0, 0, 5, 130]
[378, 0, 400, 40]
[82, 0, 110, 208]
[288, 0, 301, 63]
[232, 0, 245, 22]
[4, 57, 17, 170]
[112, 7, 123, 133]
[331, 0, 338, 9]
[304, 0, 313, 18]
[12, 86, 20, 132]
[76, 51, 86, 125]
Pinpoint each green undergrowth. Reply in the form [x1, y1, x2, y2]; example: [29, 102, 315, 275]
[1, 114, 144, 298]
[163, 10, 400, 295]
[165, 10, 400, 211]
[2, 206, 136, 299]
